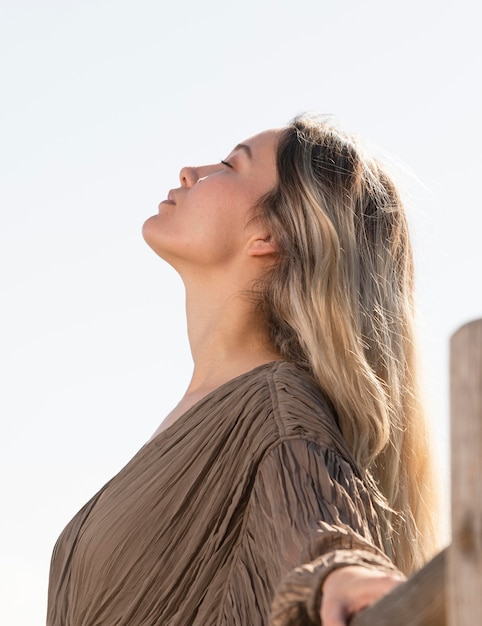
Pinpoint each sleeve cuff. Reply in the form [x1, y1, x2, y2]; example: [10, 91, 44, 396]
[271, 542, 399, 625]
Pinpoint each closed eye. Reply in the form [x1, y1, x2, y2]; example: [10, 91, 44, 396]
[220, 159, 234, 169]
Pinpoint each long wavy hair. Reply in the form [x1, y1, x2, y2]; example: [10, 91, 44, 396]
[255, 115, 438, 574]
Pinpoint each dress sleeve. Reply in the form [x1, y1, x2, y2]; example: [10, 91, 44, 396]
[243, 438, 400, 626]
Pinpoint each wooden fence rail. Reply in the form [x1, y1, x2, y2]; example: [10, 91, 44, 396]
[351, 318, 482, 625]
[351, 549, 446, 626]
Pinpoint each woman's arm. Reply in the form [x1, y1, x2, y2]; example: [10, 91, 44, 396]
[232, 437, 403, 626]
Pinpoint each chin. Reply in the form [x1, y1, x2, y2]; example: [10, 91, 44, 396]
[142, 212, 162, 239]
[141, 217, 177, 268]
[142, 215, 162, 254]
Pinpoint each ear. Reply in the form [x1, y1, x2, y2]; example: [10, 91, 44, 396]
[247, 234, 277, 257]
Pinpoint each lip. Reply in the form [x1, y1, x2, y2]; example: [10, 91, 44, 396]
[159, 189, 176, 207]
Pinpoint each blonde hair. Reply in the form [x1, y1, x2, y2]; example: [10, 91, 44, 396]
[256, 115, 437, 574]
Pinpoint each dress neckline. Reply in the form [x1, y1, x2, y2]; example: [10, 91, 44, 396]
[147, 359, 287, 448]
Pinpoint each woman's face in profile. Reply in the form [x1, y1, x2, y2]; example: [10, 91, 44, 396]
[142, 128, 281, 271]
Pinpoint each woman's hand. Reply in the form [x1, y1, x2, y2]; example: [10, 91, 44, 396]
[320, 565, 405, 626]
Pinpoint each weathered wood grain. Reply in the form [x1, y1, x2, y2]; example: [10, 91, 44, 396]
[449, 319, 482, 625]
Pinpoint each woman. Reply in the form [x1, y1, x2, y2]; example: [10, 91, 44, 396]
[47, 115, 438, 625]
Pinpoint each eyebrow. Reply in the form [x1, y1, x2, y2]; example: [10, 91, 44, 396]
[232, 143, 253, 159]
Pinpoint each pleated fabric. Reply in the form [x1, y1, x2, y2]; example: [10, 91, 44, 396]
[47, 361, 396, 626]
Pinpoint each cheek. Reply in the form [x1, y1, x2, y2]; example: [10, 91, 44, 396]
[193, 177, 255, 216]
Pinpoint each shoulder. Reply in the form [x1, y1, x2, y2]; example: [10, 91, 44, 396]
[207, 360, 356, 474]
[261, 361, 350, 455]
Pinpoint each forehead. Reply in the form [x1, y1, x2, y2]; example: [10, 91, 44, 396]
[228, 128, 282, 191]
[239, 128, 284, 156]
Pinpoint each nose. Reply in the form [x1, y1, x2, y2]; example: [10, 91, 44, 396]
[179, 163, 220, 187]
[179, 166, 198, 188]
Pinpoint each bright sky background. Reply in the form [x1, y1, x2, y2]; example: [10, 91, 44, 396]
[1, 0, 480, 623]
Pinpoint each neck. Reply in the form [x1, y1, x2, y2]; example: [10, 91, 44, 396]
[182, 272, 281, 396]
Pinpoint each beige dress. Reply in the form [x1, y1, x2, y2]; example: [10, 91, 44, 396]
[47, 361, 397, 626]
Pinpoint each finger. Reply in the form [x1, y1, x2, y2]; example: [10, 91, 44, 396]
[346, 576, 404, 615]
[321, 599, 348, 626]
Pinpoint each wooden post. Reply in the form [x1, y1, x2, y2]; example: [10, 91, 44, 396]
[351, 318, 482, 625]
[449, 319, 482, 625]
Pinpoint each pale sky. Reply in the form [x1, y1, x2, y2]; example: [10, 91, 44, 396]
[1, 0, 481, 623]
